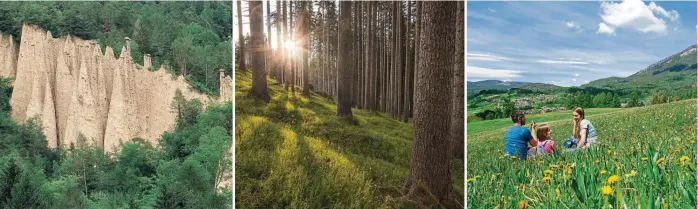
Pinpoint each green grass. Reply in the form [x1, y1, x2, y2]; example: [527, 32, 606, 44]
[235, 71, 464, 208]
[467, 99, 696, 208]
[467, 108, 623, 135]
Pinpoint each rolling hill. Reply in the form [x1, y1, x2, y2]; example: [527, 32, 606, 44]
[583, 45, 697, 93]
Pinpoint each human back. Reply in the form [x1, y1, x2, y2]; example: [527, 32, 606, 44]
[504, 111, 537, 159]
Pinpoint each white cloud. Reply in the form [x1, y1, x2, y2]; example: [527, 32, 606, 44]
[468, 53, 512, 62]
[572, 78, 577, 82]
[535, 60, 589, 65]
[597, 22, 616, 35]
[565, 21, 581, 30]
[467, 66, 523, 80]
[584, 80, 589, 83]
[488, 8, 496, 13]
[574, 73, 580, 77]
[648, 2, 679, 21]
[596, 0, 679, 35]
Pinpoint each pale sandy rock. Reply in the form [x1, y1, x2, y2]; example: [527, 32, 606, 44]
[219, 70, 232, 102]
[0, 33, 18, 77]
[3, 24, 224, 152]
[41, 71, 58, 148]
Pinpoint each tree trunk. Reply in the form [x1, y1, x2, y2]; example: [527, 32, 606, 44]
[402, 1, 411, 122]
[237, 0, 246, 71]
[352, 1, 358, 106]
[389, 2, 399, 118]
[301, 1, 310, 96]
[413, 1, 421, 117]
[451, 1, 464, 159]
[266, 0, 272, 77]
[275, 0, 282, 83]
[283, 0, 289, 91]
[337, 1, 353, 117]
[290, 0, 295, 93]
[404, 1, 457, 207]
[248, 1, 270, 102]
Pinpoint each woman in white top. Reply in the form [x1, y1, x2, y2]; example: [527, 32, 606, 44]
[572, 107, 598, 148]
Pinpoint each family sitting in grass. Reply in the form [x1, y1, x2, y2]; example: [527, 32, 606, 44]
[504, 107, 598, 160]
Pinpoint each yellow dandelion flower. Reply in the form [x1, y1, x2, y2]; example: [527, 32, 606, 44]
[607, 175, 620, 184]
[595, 160, 600, 163]
[641, 157, 648, 161]
[600, 170, 607, 174]
[519, 200, 528, 209]
[544, 170, 554, 175]
[602, 185, 613, 195]
[629, 170, 637, 177]
[549, 164, 560, 169]
[607, 150, 611, 154]
[542, 176, 551, 182]
[512, 156, 518, 159]
[681, 156, 690, 164]
[656, 157, 665, 165]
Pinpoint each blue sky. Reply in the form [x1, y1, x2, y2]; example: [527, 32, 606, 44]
[467, 0, 697, 87]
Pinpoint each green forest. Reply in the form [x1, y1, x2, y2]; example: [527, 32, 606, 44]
[0, 2, 233, 208]
[0, 1, 233, 96]
[0, 76, 232, 208]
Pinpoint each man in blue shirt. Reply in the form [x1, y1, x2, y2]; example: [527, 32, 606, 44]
[504, 111, 538, 160]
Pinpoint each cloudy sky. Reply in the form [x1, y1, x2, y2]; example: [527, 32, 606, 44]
[467, 0, 697, 87]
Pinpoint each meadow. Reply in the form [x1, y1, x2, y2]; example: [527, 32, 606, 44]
[235, 71, 464, 208]
[467, 100, 696, 208]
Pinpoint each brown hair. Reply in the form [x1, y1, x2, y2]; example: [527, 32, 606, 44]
[535, 124, 551, 141]
[572, 107, 585, 139]
[510, 111, 525, 123]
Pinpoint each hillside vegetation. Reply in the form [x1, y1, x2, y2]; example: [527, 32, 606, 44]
[0, 77, 233, 208]
[0, 1, 232, 96]
[235, 71, 464, 208]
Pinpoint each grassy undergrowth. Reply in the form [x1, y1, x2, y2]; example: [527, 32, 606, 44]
[235, 71, 464, 208]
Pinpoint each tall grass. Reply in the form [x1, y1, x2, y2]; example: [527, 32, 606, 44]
[467, 100, 696, 208]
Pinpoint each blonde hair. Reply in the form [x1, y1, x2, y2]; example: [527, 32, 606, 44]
[572, 107, 585, 139]
[535, 124, 551, 141]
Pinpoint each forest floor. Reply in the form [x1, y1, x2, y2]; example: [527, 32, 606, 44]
[235, 70, 464, 208]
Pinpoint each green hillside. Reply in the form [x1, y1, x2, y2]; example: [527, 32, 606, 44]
[583, 45, 697, 94]
[467, 99, 696, 208]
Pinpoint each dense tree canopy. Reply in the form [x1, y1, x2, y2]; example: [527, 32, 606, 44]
[0, 1, 232, 96]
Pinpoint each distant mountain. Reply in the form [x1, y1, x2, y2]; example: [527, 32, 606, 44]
[583, 45, 697, 93]
[467, 80, 559, 95]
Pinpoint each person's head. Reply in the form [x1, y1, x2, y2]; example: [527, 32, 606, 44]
[511, 111, 526, 125]
[572, 107, 585, 122]
[572, 107, 585, 139]
[536, 124, 552, 141]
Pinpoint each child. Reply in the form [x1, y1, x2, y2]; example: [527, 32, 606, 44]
[534, 124, 555, 154]
[527, 124, 555, 157]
